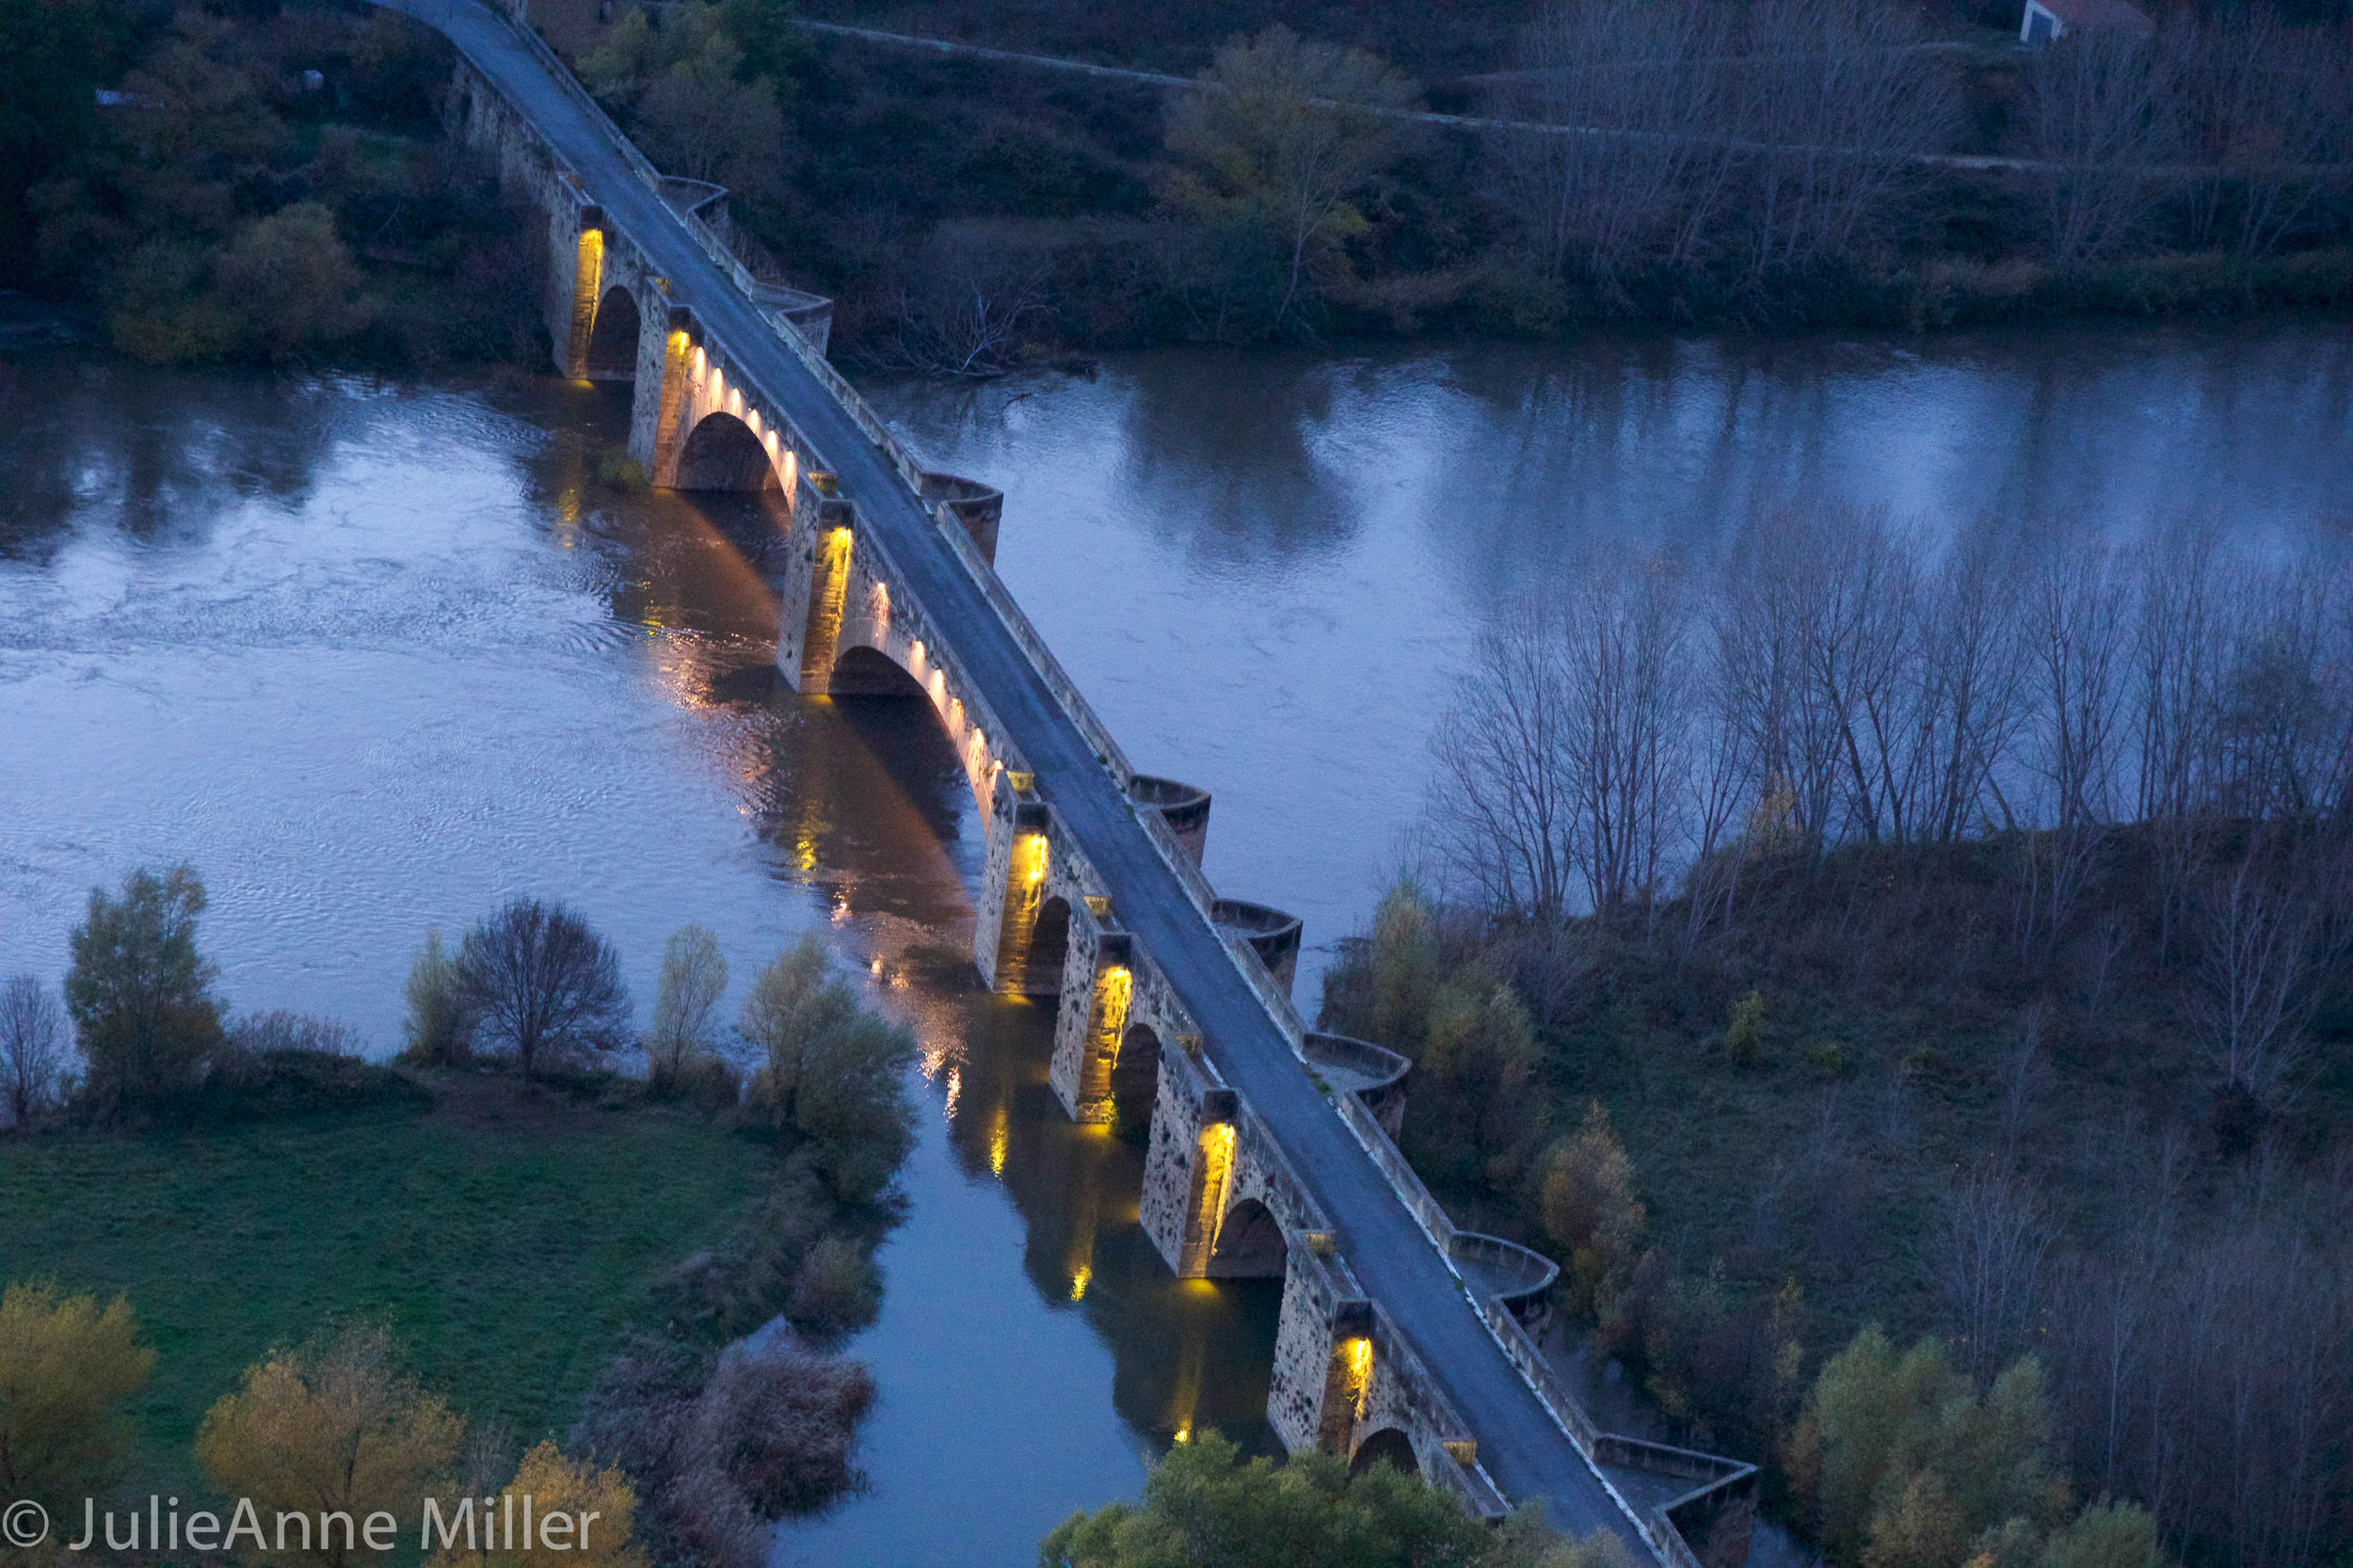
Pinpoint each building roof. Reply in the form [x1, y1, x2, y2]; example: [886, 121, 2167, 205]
[2034, 0, 2157, 38]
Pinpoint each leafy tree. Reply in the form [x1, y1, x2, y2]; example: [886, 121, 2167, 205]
[648, 924, 728, 1091]
[1538, 1102, 1646, 1320]
[2040, 1501, 2170, 1568]
[215, 201, 369, 360]
[739, 936, 915, 1201]
[64, 863, 226, 1108]
[455, 897, 631, 1078]
[1363, 883, 1440, 1053]
[1412, 965, 1538, 1192]
[721, 0, 805, 90]
[197, 1323, 463, 1568]
[1042, 1432, 1629, 1568]
[1, 974, 68, 1127]
[1789, 1328, 2070, 1568]
[0, 1283, 154, 1513]
[429, 1439, 646, 1568]
[1162, 27, 1418, 335]
[401, 929, 471, 1065]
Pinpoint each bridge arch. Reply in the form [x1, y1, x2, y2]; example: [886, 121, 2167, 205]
[1110, 1023, 1160, 1137]
[676, 410, 780, 492]
[1026, 896, 1071, 1000]
[830, 643, 929, 699]
[1209, 1195, 1286, 1278]
[1351, 1428, 1419, 1477]
[584, 284, 639, 379]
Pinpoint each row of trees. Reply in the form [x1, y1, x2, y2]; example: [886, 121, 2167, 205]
[731, 0, 2353, 359]
[2, 1, 538, 366]
[1490, 0, 2353, 301]
[1427, 516, 2353, 1107]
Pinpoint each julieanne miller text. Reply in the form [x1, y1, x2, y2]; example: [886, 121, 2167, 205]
[58, 1495, 602, 1554]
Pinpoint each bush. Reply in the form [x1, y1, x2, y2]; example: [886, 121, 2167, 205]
[786, 1233, 882, 1336]
[194, 1047, 429, 1123]
[1537, 1101, 1646, 1322]
[571, 1333, 875, 1568]
[1723, 989, 1767, 1069]
[400, 929, 472, 1065]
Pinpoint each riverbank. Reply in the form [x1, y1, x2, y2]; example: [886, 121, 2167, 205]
[532, 0, 2353, 368]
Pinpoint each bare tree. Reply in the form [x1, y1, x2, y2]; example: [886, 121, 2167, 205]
[1428, 599, 1577, 921]
[1558, 565, 1690, 917]
[1929, 1162, 2057, 1388]
[2167, 8, 2353, 259]
[455, 897, 632, 1078]
[1917, 522, 2026, 842]
[649, 923, 728, 1088]
[0, 975, 67, 1128]
[2021, 28, 2178, 269]
[2184, 840, 2348, 1105]
[874, 222, 1056, 378]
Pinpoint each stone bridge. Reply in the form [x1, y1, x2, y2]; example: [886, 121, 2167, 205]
[385, 2, 1758, 1561]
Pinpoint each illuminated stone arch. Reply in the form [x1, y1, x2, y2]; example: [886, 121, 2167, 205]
[1026, 895, 1072, 1000]
[1111, 1022, 1160, 1138]
[584, 284, 641, 379]
[829, 643, 929, 698]
[675, 410, 780, 492]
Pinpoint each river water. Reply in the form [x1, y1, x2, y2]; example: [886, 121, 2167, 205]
[2, 317, 2346, 1567]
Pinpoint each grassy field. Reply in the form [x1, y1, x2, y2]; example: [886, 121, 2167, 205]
[0, 1074, 770, 1487]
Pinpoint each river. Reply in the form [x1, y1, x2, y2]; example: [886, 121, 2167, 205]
[2, 315, 2347, 1567]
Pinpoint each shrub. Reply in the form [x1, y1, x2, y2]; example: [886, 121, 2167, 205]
[1723, 989, 1767, 1068]
[786, 1234, 882, 1336]
[401, 929, 472, 1065]
[1537, 1101, 1646, 1321]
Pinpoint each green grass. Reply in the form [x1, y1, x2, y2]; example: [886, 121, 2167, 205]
[0, 1074, 769, 1487]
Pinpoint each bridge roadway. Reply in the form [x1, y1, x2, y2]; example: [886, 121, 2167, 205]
[376, 0, 1648, 1549]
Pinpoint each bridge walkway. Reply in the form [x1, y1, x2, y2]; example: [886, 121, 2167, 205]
[372, 0, 1649, 1549]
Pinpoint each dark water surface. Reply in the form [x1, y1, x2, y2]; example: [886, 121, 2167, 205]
[3, 317, 2347, 1567]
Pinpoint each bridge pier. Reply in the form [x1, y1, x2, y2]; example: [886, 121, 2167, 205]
[1049, 914, 1131, 1125]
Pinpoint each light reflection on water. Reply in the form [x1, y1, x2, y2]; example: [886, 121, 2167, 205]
[3, 315, 2347, 1567]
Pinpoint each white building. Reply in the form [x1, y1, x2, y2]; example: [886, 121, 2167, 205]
[2021, 0, 2156, 46]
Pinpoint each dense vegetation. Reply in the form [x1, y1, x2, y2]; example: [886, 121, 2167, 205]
[553, 0, 2353, 366]
[2, 868, 921, 1568]
[0, 0, 538, 366]
[1321, 514, 2353, 1568]
[1041, 1432, 1634, 1568]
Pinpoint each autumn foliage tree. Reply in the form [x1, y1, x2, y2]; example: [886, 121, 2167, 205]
[0, 1283, 154, 1515]
[64, 864, 226, 1109]
[429, 1441, 646, 1568]
[1537, 1103, 1647, 1323]
[196, 1323, 464, 1568]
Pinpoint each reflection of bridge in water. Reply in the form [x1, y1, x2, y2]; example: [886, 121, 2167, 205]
[376, 1, 1754, 1559]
